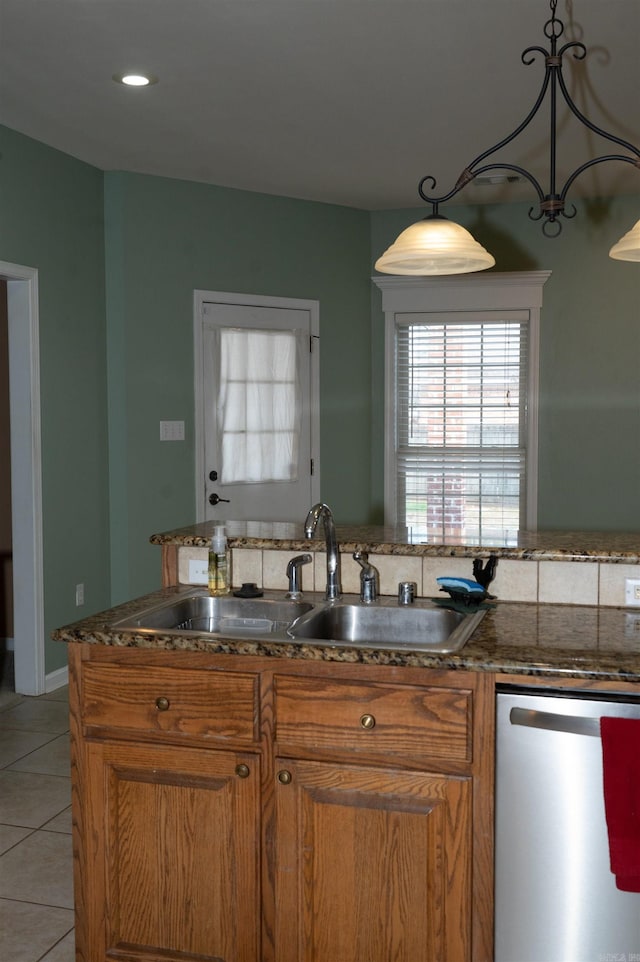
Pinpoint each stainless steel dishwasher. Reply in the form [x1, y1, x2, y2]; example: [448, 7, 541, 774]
[496, 687, 640, 962]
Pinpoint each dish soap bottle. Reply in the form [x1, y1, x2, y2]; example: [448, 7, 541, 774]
[208, 525, 231, 595]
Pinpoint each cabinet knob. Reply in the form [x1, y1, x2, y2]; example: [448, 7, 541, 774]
[235, 764, 250, 779]
[360, 713, 376, 730]
[277, 770, 292, 784]
[155, 696, 170, 712]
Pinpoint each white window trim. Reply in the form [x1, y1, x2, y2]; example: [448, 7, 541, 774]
[373, 272, 550, 533]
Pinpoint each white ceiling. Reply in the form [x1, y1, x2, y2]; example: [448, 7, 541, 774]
[1, 0, 638, 210]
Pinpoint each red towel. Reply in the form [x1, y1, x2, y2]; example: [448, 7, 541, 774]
[600, 716, 640, 892]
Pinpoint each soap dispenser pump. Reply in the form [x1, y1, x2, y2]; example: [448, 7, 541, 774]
[208, 525, 231, 596]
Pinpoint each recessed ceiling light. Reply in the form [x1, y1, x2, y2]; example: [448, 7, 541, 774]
[112, 73, 158, 87]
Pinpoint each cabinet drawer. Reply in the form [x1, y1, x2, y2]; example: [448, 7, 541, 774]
[274, 675, 472, 763]
[81, 664, 258, 743]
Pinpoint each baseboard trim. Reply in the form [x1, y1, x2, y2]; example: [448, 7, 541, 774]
[45, 664, 69, 692]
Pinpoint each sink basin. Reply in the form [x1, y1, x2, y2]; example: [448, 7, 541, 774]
[112, 590, 486, 654]
[288, 600, 487, 653]
[114, 593, 314, 634]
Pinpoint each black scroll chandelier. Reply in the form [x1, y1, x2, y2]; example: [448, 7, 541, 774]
[375, 0, 640, 275]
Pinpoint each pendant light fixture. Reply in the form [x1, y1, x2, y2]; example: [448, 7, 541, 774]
[375, 0, 640, 276]
[609, 219, 640, 262]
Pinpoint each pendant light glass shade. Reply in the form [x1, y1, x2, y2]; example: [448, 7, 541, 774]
[375, 216, 495, 276]
[609, 218, 640, 262]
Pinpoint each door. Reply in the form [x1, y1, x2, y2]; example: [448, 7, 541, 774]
[79, 739, 261, 961]
[195, 292, 320, 523]
[273, 757, 472, 962]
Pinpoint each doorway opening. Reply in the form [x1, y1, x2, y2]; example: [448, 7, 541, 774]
[1, 261, 45, 696]
[0, 281, 12, 695]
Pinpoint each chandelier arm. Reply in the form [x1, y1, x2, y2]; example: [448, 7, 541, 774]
[419, 159, 547, 210]
[556, 39, 587, 63]
[463, 48, 552, 173]
[555, 67, 640, 161]
[418, 49, 552, 208]
[417, 175, 441, 206]
[468, 163, 546, 205]
[559, 154, 640, 204]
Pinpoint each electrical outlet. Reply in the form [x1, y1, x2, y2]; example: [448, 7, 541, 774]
[188, 559, 208, 585]
[75, 583, 85, 606]
[625, 578, 640, 606]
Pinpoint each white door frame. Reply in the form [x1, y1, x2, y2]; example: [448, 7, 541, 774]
[3, 260, 45, 695]
[193, 290, 321, 523]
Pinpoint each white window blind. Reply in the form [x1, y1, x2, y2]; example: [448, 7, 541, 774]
[395, 312, 529, 543]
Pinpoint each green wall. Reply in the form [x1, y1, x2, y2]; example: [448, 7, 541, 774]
[370, 194, 640, 530]
[104, 172, 372, 602]
[0, 126, 110, 673]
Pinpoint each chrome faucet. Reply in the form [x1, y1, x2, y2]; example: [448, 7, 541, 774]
[304, 502, 341, 600]
[353, 551, 378, 603]
[285, 553, 312, 599]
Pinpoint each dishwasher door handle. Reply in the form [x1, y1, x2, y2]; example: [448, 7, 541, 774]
[509, 707, 601, 737]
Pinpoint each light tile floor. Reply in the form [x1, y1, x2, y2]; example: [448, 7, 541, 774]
[0, 656, 75, 962]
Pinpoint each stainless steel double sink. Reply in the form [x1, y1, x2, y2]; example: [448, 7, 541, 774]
[113, 589, 487, 654]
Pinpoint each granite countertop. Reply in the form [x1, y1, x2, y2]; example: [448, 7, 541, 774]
[53, 586, 640, 683]
[150, 521, 640, 563]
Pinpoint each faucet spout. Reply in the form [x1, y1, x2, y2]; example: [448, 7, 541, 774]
[304, 502, 341, 601]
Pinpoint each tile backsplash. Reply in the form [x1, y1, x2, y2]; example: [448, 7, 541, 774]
[177, 545, 640, 607]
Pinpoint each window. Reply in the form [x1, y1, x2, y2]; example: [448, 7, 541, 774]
[397, 314, 527, 542]
[217, 327, 301, 483]
[375, 273, 549, 543]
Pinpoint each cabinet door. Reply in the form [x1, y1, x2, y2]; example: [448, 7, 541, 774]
[273, 758, 471, 962]
[76, 741, 260, 962]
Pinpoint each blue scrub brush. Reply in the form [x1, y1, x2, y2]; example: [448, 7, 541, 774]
[436, 576, 489, 606]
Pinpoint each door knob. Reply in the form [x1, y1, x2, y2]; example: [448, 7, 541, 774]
[209, 493, 230, 505]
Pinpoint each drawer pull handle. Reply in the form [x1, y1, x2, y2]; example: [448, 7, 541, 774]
[155, 696, 170, 712]
[360, 713, 376, 730]
[235, 764, 250, 779]
[277, 770, 292, 785]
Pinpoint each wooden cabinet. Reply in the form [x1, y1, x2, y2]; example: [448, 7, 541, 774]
[272, 673, 476, 961]
[81, 663, 259, 741]
[69, 646, 494, 962]
[81, 741, 260, 961]
[70, 651, 262, 962]
[273, 673, 473, 765]
[274, 758, 471, 962]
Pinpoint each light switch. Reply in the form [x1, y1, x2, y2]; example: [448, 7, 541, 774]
[160, 420, 185, 441]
